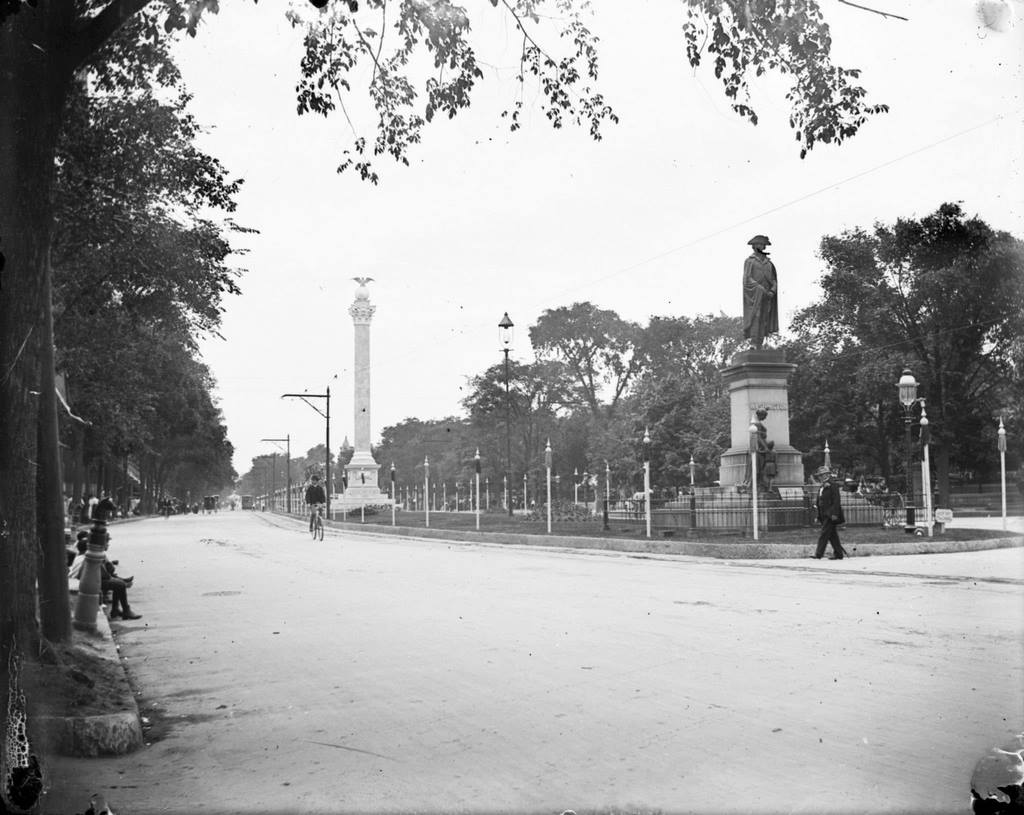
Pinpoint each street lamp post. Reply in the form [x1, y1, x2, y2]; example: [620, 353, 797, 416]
[390, 462, 396, 527]
[499, 312, 515, 517]
[748, 415, 760, 541]
[270, 452, 277, 511]
[998, 416, 1008, 530]
[545, 439, 552, 534]
[282, 389, 331, 518]
[475, 449, 481, 531]
[643, 428, 652, 539]
[897, 368, 923, 533]
[920, 404, 933, 537]
[603, 460, 610, 532]
[260, 436, 291, 513]
[424, 456, 430, 528]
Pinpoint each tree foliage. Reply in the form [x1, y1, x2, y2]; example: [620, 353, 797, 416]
[530, 302, 643, 419]
[683, 0, 888, 158]
[50, 19, 244, 509]
[788, 203, 1024, 499]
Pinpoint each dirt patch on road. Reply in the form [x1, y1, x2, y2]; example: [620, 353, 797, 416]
[23, 630, 136, 721]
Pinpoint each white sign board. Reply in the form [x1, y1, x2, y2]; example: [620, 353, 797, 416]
[934, 508, 954, 524]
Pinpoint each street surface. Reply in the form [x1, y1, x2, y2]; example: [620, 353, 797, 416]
[42, 512, 1024, 814]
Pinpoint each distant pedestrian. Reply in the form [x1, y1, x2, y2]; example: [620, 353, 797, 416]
[811, 465, 847, 560]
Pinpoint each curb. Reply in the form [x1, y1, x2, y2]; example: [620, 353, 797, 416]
[30, 608, 143, 758]
[269, 512, 1024, 559]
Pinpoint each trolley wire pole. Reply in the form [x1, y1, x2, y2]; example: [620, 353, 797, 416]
[282, 389, 331, 519]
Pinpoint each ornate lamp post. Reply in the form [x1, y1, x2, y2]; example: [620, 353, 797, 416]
[499, 312, 514, 517]
[897, 368, 923, 532]
[643, 427, 652, 539]
[920, 404, 932, 536]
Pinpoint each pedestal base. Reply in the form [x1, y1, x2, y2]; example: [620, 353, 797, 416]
[718, 444, 805, 489]
[336, 451, 391, 510]
[333, 488, 392, 512]
[718, 349, 805, 488]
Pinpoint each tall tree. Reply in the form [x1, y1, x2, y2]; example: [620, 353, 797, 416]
[462, 359, 573, 487]
[529, 302, 643, 420]
[790, 203, 1024, 502]
[628, 314, 742, 490]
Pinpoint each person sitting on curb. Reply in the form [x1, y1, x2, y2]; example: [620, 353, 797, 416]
[68, 531, 140, 619]
[67, 534, 88, 590]
[102, 533, 139, 619]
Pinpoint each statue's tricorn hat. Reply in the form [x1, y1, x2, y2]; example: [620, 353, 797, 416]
[748, 235, 771, 246]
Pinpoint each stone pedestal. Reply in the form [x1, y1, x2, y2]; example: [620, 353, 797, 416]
[718, 349, 805, 488]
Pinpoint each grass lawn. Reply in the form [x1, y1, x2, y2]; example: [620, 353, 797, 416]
[327, 509, 1012, 546]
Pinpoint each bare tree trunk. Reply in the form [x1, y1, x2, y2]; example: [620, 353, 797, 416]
[1, 6, 77, 808]
[37, 254, 71, 643]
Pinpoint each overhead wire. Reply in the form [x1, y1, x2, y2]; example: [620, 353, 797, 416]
[540, 107, 1024, 305]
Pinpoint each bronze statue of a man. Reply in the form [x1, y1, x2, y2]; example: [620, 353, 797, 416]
[742, 235, 779, 349]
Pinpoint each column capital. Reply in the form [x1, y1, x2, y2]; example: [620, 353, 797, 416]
[349, 301, 376, 324]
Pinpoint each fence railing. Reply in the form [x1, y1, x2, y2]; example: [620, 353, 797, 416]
[604, 488, 906, 534]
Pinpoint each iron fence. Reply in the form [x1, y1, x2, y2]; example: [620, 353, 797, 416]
[604, 487, 905, 535]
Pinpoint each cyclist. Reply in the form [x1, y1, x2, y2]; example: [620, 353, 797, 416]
[305, 474, 327, 533]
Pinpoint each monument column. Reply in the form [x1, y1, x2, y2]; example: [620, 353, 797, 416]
[342, 278, 388, 504]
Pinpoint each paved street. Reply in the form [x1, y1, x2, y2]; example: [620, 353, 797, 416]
[41, 512, 1024, 815]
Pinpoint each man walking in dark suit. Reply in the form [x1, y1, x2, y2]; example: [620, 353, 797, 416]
[812, 465, 848, 560]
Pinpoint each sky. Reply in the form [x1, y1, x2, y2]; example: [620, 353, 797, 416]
[171, 0, 1024, 479]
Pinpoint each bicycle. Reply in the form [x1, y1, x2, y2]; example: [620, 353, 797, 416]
[309, 504, 324, 541]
